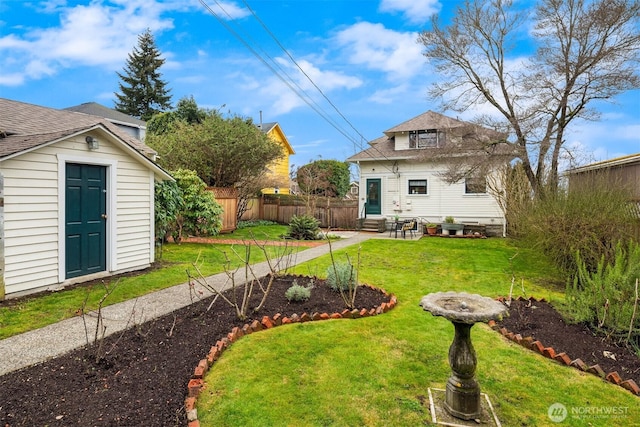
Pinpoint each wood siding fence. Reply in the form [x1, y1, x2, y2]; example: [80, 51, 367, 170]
[241, 195, 358, 229]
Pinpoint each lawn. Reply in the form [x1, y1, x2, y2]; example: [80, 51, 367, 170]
[204, 221, 291, 241]
[196, 238, 639, 426]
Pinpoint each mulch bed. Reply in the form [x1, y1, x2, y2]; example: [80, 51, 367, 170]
[2, 282, 638, 427]
[0, 275, 391, 427]
[496, 298, 640, 389]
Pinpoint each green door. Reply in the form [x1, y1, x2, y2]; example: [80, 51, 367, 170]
[365, 178, 381, 215]
[65, 163, 107, 279]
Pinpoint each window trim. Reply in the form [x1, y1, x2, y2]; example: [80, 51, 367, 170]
[408, 178, 428, 195]
[464, 176, 487, 195]
[409, 129, 444, 149]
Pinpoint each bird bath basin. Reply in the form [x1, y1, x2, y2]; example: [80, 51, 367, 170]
[420, 292, 507, 421]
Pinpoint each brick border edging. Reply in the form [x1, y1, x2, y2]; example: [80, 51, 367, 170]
[184, 285, 398, 426]
[490, 296, 640, 397]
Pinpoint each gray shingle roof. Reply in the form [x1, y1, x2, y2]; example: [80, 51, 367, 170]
[0, 98, 156, 160]
[384, 110, 471, 134]
[347, 110, 510, 162]
[64, 102, 146, 127]
[257, 121, 277, 133]
[347, 136, 424, 162]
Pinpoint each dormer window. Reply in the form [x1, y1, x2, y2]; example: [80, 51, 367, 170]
[409, 129, 445, 148]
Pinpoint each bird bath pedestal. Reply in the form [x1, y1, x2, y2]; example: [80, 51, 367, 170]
[420, 292, 507, 423]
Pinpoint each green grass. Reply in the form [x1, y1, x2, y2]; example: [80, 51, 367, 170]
[196, 238, 640, 426]
[211, 222, 290, 241]
[0, 241, 301, 339]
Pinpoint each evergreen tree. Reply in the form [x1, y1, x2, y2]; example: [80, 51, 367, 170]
[114, 29, 172, 121]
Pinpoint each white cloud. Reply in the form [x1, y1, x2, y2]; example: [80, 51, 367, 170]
[0, 1, 192, 86]
[334, 22, 423, 81]
[238, 56, 362, 115]
[379, 0, 441, 25]
[203, 0, 250, 19]
[367, 84, 410, 105]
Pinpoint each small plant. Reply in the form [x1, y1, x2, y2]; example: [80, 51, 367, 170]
[566, 241, 640, 346]
[326, 262, 356, 292]
[285, 280, 312, 302]
[287, 214, 320, 240]
[426, 223, 437, 228]
[444, 216, 455, 223]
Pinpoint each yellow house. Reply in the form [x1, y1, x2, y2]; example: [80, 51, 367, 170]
[258, 122, 295, 195]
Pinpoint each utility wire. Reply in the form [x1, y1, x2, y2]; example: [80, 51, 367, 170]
[198, 0, 397, 169]
[240, 0, 399, 167]
[198, 0, 363, 148]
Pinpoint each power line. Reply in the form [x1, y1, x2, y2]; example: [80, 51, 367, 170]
[197, 0, 397, 169]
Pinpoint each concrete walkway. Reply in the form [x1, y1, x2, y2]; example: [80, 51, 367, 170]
[0, 231, 383, 376]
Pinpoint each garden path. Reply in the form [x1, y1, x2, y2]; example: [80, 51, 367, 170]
[0, 231, 382, 375]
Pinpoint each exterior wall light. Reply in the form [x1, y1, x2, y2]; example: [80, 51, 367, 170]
[85, 136, 99, 150]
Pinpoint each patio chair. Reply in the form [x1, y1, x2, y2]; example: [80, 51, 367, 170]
[401, 219, 417, 239]
[390, 219, 404, 238]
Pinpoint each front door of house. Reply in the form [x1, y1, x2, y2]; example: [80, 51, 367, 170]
[65, 163, 107, 279]
[365, 178, 381, 215]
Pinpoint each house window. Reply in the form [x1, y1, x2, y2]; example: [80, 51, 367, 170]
[409, 129, 445, 148]
[408, 179, 428, 194]
[465, 176, 487, 194]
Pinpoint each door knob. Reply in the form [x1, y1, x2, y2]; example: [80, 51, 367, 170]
[101, 214, 108, 219]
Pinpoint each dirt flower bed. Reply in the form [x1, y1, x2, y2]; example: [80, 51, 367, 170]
[497, 298, 640, 390]
[0, 275, 391, 427]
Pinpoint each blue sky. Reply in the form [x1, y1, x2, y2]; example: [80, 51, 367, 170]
[1, 0, 638, 171]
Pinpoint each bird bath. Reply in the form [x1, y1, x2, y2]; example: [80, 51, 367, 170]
[420, 291, 507, 422]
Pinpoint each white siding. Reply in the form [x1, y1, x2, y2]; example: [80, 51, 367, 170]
[1, 133, 156, 296]
[357, 160, 505, 228]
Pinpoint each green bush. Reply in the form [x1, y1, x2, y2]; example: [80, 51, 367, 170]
[326, 262, 357, 292]
[170, 169, 224, 242]
[287, 215, 320, 240]
[566, 241, 640, 345]
[285, 281, 312, 302]
[155, 169, 224, 243]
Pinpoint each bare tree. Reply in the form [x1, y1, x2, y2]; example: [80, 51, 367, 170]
[419, 0, 640, 197]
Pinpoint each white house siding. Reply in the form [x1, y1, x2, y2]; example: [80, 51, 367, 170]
[358, 160, 504, 228]
[2, 152, 61, 294]
[0, 133, 155, 296]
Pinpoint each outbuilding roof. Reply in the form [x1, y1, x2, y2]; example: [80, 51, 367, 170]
[0, 98, 155, 159]
[0, 98, 171, 180]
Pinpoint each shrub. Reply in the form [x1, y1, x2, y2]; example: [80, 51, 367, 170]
[326, 262, 357, 292]
[285, 281, 312, 302]
[171, 169, 223, 242]
[155, 169, 223, 243]
[287, 215, 320, 240]
[515, 175, 638, 274]
[566, 241, 640, 345]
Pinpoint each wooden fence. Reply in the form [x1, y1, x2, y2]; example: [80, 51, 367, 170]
[208, 187, 238, 233]
[241, 195, 358, 229]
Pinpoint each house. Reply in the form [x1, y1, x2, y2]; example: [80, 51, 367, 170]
[257, 121, 295, 195]
[566, 153, 640, 202]
[346, 111, 511, 236]
[64, 102, 147, 141]
[344, 181, 360, 200]
[0, 98, 172, 300]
